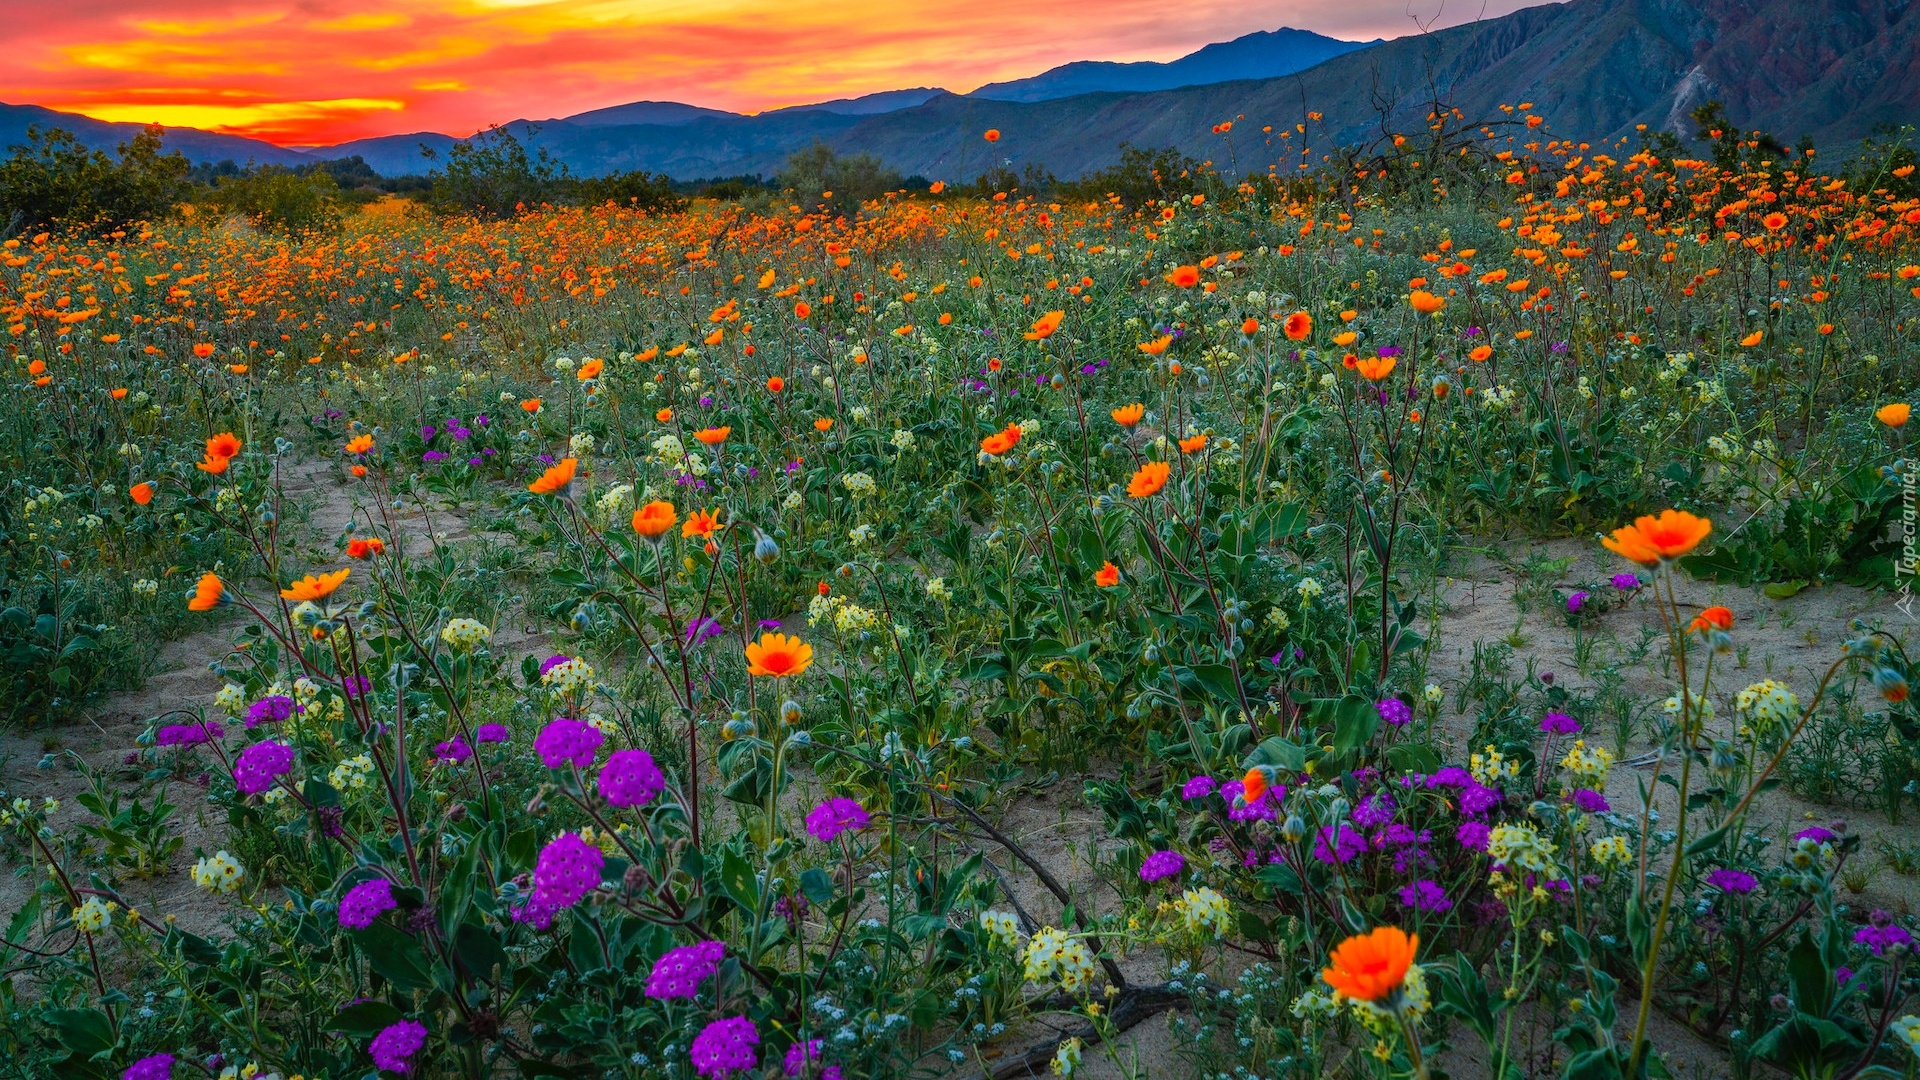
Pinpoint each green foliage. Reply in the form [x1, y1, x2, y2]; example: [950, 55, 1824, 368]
[421, 123, 569, 218]
[0, 125, 191, 236]
[777, 141, 905, 208]
[203, 166, 344, 234]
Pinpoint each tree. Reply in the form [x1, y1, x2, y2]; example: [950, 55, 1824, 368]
[777, 142, 903, 210]
[204, 166, 343, 234]
[0, 125, 191, 237]
[422, 124, 567, 219]
[572, 170, 684, 214]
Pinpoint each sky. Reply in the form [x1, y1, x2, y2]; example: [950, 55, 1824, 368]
[1, 0, 1543, 147]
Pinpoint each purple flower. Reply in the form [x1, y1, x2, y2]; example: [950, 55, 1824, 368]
[369, 1020, 428, 1074]
[520, 832, 604, 927]
[1398, 880, 1453, 912]
[474, 414, 490, 427]
[433, 738, 472, 763]
[1853, 921, 1913, 955]
[1794, 826, 1837, 844]
[1179, 776, 1217, 801]
[646, 939, 724, 999]
[533, 717, 603, 769]
[233, 740, 294, 795]
[1224, 779, 1276, 821]
[341, 675, 371, 698]
[1459, 783, 1502, 816]
[806, 797, 870, 843]
[1569, 789, 1610, 813]
[1611, 573, 1641, 590]
[475, 722, 509, 744]
[422, 451, 448, 463]
[1550, 341, 1570, 354]
[1705, 868, 1757, 895]
[420, 425, 437, 440]
[1312, 824, 1365, 865]
[599, 749, 665, 808]
[339, 878, 398, 929]
[1139, 850, 1185, 883]
[538, 653, 572, 677]
[1352, 793, 1396, 829]
[1426, 767, 1472, 789]
[123, 1054, 174, 1080]
[1540, 711, 1582, 735]
[1378, 345, 1404, 358]
[685, 617, 726, 645]
[785, 1039, 833, 1078]
[756, 619, 783, 630]
[451, 426, 471, 441]
[1457, 821, 1492, 851]
[690, 1016, 759, 1078]
[1836, 965, 1856, 986]
[1377, 698, 1413, 727]
[245, 695, 297, 728]
[1566, 590, 1590, 614]
[157, 722, 222, 747]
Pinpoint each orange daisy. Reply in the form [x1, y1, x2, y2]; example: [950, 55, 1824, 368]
[980, 423, 1022, 456]
[693, 427, 731, 446]
[188, 572, 224, 611]
[632, 500, 678, 540]
[1111, 403, 1144, 427]
[1094, 561, 1120, 587]
[281, 568, 351, 602]
[1127, 461, 1171, 498]
[1322, 927, 1419, 1003]
[682, 508, 722, 540]
[528, 457, 578, 495]
[745, 632, 813, 678]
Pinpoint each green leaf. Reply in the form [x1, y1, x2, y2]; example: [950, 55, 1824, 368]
[799, 867, 837, 906]
[330, 999, 403, 1035]
[1683, 822, 1732, 857]
[1244, 736, 1304, 773]
[717, 847, 761, 914]
[47, 1008, 114, 1057]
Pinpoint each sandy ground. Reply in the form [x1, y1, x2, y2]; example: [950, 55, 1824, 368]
[5, 500, 1912, 1077]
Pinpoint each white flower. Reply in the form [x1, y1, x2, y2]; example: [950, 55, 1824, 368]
[1050, 1037, 1083, 1076]
[841, 471, 876, 496]
[190, 851, 245, 894]
[132, 579, 159, 598]
[541, 658, 595, 696]
[848, 524, 874, 547]
[73, 895, 116, 932]
[1423, 683, 1444, 703]
[978, 910, 1022, 948]
[1487, 824, 1561, 878]
[1589, 835, 1632, 869]
[1735, 679, 1798, 738]
[1295, 577, 1323, 604]
[1175, 886, 1233, 939]
[782, 491, 803, 511]
[441, 617, 493, 651]
[1023, 927, 1096, 992]
[215, 683, 247, 715]
[1559, 740, 1613, 789]
[330, 754, 375, 792]
[890, 429, 915, 451]
[1890, 1015, 1920, 1060]
[925, 577, 951, 602]
[567, 431, 595, 457]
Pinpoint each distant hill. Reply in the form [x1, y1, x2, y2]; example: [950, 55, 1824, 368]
[0, 101, 308, 167]
[557, 100, 735, 128]
[969, 28, 1374, 102]
[765, 89, 948, 117]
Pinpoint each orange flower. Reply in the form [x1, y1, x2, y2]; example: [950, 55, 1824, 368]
[187, 572, 224, 611]
[350, 465, 368, 478]
[656, 408, 674, 423]
[1137, 335, 1172, 356]
[195, 453, 231, 475]
[793, 301, 811, 319]
[1178, 434, 1208, 454]
[1323, 926, 1419, 1003]
[521, 398, 543, 413]
[1601, 509, 1712, 565]
[129, 482, 154, 505]
[576, 357, 604, 380]
[632, 500, 678, 539]
[745, 632, 813, 677]
[528, 457, 578, 495]
[1333, 330, 1358, 347]
[344, 433, 374, 455]
[1409, 290, 1445, 314]
[205, 432, 242, 460]
[1242, 766, 1269, 804]
[346, 536, 385, 559]
[1024, 309, 1065, 341]
[983, 129, 1001, 142]
[281, 567, 350, 602]
[1762, 212, 1788, 231]
[1689, 605, 1734, 633]
[814, 417, 834, 432]
[1354, 356, 1397, 381]
[1283, 311, 1312, 340]
[1127, 460, 1171, 498]
[1469, 345, 1493, 362]
[1094, 561, 1120, 587]
[1111, 403, 1144, 427]
[682, 508, 722, 539]
[1166, 266, 1201, 289]
[766, 376, 784, 393]
[980, 423, 1023, 456]
[1875, 403, 1910, 428]
[694, 427, 731, 445]
[192, 343, 215, 359]
[111, 387, 128, 400]
[1739, 330, 1763, 347]
[1242, 317, 1261, 335]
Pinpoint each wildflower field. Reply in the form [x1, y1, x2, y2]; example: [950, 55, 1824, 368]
[5, 118, 1920, 1080]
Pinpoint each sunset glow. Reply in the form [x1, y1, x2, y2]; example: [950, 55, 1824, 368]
[4, 0, 1541, 146]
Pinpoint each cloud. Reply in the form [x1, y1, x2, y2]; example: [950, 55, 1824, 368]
[2, 0, 1546, 145]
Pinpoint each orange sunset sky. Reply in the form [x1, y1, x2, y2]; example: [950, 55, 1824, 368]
[2, 0, 1543, 147]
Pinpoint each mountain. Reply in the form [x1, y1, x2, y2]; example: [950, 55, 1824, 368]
[0, 101, 308, 167]
[821, 0, 1917, 179]
[558, 100, 735, 128]
[970, 27, 1374, 102]
[316, 131, 460, 177]
[765, 88, 947, 116]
